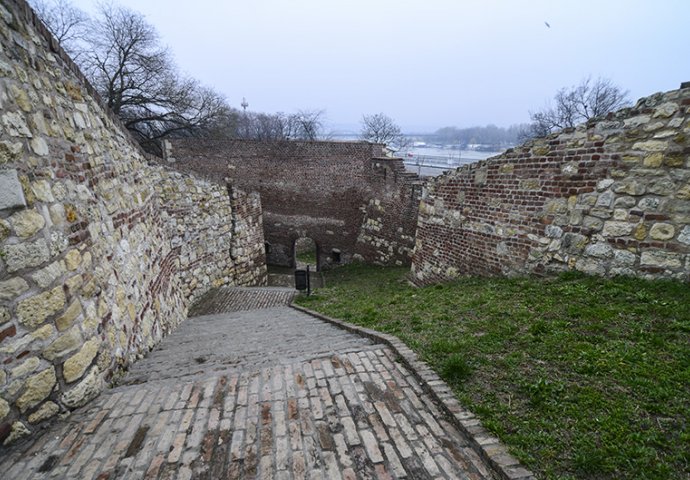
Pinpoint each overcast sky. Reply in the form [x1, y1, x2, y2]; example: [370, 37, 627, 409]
[68, 0, 689, 133]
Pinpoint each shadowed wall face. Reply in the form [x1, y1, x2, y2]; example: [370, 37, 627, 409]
[412, 85, 690, 285]
[166, 140, 423, 269]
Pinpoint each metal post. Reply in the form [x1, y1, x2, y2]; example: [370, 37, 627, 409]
[306, 264, 311, 296]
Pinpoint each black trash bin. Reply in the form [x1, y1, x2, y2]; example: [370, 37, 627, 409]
[294, 267, 311, 294]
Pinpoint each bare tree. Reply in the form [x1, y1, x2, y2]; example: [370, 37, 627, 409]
[289, 109, 325, 141]
[238, 112, 288, 141]
[32, 1, 328, 150]
[45, 3, 231, 153]
[30, 0, 88, 58]
[527, 77, 630, 138]
[82, 3, 170, 116]
[360, 113, 405, 148]
[236, 109, 326, 141]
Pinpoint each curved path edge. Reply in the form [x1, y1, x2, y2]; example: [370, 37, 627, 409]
[290, 303, 536, 480]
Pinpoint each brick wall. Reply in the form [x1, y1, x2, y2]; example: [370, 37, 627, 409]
[166, 139, 422, 268]
[412, 85, 690, 285]
[0, 0, 265, 446]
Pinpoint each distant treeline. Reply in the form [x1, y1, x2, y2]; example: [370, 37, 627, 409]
[423, 124, 530, 149]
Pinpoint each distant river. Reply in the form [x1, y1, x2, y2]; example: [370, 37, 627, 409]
[400, 146, 504, 177]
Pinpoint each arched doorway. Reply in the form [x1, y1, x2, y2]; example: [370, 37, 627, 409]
[294, 237, 319, 271]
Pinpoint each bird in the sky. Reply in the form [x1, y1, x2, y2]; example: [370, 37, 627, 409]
[544, 21, 551, 28]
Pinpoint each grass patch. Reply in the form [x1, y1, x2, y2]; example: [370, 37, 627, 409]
[295, 264, 690, 480]
[296, 250, 317, 265]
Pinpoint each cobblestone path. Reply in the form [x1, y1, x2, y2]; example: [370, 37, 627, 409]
[0, 287, 495, 479]
[189, 287, 297, 316]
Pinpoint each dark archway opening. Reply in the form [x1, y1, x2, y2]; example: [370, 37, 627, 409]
[294, 237, 319, 271]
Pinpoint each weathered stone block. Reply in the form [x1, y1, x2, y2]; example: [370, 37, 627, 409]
[3, 238, 50, 272]
[31, 260, 66, 289]
[678, 226, 690, 245]
[0, 169, 27, 211]
[3, 421, 31, 446]
[589, 207, 613, 219]
[649, 223, 675, 240]
[519, 178, 540, 190]
[609, 266, 636, 277]
[624, 115, 651, 128]
[633, 140, 667, 152]
[575, 257, 606, 276]
[29, 137, 49, 156]
[16, 286, 65, 329]
[648, 178, 677, 196]
[64, 274, 83, 294]
[42, 327, 82, 361]
[2, 112, 32, 137]
[612, 180, 646, 196]
[640, 251, 683, 269]
[64, 249, 81, 271]
[545, 225, 563, 238]
[10, 85, 31, 112]
[634, 224, 648, 241]
[544, 198, 568, 214]
[613, 209, 628, 221]
[11, 357, 40, 379]
[602, 221, 634, 237]
[585, 243, 613, 258]
[30, 324, 55, 342]
[583, 216, 604, 230]
[597, 179, 615, 191]
[0, 307, 9, 325]
[61, 366, 102, 409]
[0, 277, 29, 301]
[16, 367, 56, 413]
[0, 397, 9, 420]
[27, 401, 59, 424]
[56, 300, 82, 332]
[653, 102, 679, 118]
[595, 191, 615, 208]
[637, 197, 661, 211]
[0, 141, 23, 164]
[664, 154, 685, 168]
[9, 208, 45, 238]
[613, 249, 636, 266]
[614, 196, 636, 208]
[63, 338, 99, 383]
[643, 153, 664, 167]
[31, 180, 54, 202]
[0, 219, 9, 241]
[531, 146, 550, 156]
[474, 167, 488, 185]
[562, 233, 588, 253]
[49, 203, 66, 225]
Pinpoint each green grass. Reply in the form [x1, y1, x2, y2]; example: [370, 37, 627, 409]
[295, 250, 317, 265]
[295, 264, 690, 480]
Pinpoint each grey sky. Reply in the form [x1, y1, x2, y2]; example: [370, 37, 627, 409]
[69, 0, 689, 132]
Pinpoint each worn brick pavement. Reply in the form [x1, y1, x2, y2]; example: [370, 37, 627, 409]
[0, 287, 495, 479]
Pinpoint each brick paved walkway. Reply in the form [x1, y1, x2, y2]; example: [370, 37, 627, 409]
[0, 287, 496, 479]
[189, 287, 296, 317]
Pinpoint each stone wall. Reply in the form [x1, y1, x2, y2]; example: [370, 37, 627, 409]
[166, 139, 423, 268]
[412, 84, 690, 285]
[355, 157, 423, 265]
[0, 0, 266, 446]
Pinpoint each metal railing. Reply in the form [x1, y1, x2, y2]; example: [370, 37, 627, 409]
[402, 153, 470, 175]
